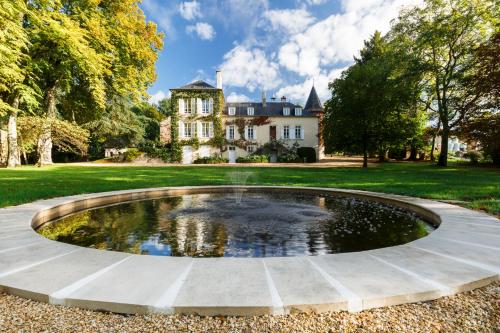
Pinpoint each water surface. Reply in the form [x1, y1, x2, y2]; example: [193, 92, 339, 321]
[38, 192, 433, 257]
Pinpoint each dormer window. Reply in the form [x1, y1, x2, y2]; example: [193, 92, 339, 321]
[283, 107, 290, 116]
[228, 107, 236, 115]
[295, 108, 302, 116]
[247, 107, 254, 116]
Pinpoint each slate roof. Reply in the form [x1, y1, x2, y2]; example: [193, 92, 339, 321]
[304, 86, 324, 113]
[223, 101, 317, 117]
[171, 80, 218, 90]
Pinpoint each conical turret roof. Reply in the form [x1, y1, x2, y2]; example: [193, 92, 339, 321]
[304, 85, 323, 113]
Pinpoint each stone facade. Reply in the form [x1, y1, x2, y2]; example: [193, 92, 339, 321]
[163, 72, 324, 164]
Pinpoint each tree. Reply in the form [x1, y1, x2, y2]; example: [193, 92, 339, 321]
[323, 32, 424, 167]
[392, 0, 495, 166]
[0, 0, 39, 167]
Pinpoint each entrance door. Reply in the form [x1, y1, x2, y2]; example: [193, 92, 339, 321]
[182, 146, 192, 164]
[228, 146, 236, 163]
[270, 126, 276, 140]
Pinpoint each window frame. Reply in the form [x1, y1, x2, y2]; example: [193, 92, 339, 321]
[283, 107, 290, 116]
[228, 107, 236, 115]
[294, 108, 302, 116]
[201, 122, 211, 138]
[283, 125, 290, 139]
[247, 125, 255, 140]
[228, 125, 235, 140]
[184, 122, 192, 138]
[295, 125, 302, 139]
[247, 107, 254, 116]
[201, 99, 210, 114]
[183, 98, 192, 114]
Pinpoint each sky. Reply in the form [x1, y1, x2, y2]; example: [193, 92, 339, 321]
[142, 0, 421, 106]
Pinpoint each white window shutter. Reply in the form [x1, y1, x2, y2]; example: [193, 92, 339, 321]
[179, 121, 184, 138]
[280, 126, 284, 139]
[209, 98, 214, 113]
[301, 127, 304, 139]
[244, 126, 248, 140]
[196, 98, 202, 114]
[253, 127, 257, 140]
[197, 122, 202, 138]
[209, 123, 214, 138]
[291, 127, 296, 140]
[178, 99, 184, 113]
[226, 126, 230, 140]
[192, 122, 197, 136]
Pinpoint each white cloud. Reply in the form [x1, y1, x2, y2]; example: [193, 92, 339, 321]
[141, 0, 177, 40]
[149, 90, 170, 105]
[304, 0, 329, 5]
[186, 22, 216, 40]
[220, 45, 281, 92]
[179, 1, 201, 20]
[226, 92, 251, 103]
[263, 9, 316, 35]
[278, 0, 422, 77]
[276, 67, 346, 103]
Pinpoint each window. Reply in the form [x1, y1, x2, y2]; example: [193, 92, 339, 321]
[183, 98, 193, 114]
[283, 107, 290, 116]
[228, 125, 235, 140]
[247, 125, 255, 140]
[247, 145, 255, 153]
[201, 122, 211, 138]
[283, 125, 290, 139]
[228, 107, 236, 115]
[201, 99, 210, 114]
[247, 107, 254, 115]
[295, 125, 302, 139]
[183, 122, 193, 138]
[294, 108, 302, 116]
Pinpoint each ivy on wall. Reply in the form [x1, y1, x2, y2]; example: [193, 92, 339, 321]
[169, 89, 225, 159]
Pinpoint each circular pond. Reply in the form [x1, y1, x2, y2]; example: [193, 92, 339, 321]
[37, 191, 434, 257]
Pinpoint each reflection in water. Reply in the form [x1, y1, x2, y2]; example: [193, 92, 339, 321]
[38, 192, 433, 257]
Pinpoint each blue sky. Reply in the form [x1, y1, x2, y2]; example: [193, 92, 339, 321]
[141, 0, 421, 105]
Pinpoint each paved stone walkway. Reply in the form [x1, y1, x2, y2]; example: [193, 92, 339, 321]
[0, 186, 498, 316]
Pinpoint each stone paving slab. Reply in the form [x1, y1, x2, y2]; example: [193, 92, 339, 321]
[58, 255, 192, 314]
[0, 248, 129, 302]
[309, 252, 444, 311]
[173, 258, 276, 316]
[264, 256, 347, 313]
[0, 186, 498, 316]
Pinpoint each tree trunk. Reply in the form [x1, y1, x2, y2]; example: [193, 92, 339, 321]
[430, 119, 441, 162]
[408, 146, 418, 161]
[438, 122, 449, 167]
[37, 87, 56, 166]
[7, 97, 20, 167]
[362, 136, 368, 168]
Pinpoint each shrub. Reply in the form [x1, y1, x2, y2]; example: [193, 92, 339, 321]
[297, 147, 317, 163]
[138, 141, 176, 162]
[193, 155, 228, 164]
[236, 154, 269, 163]
[463, 150, 482, 164]
[123, 148, 141, 162]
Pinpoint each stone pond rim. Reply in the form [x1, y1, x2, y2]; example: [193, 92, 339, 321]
[0, 186, 499, 316]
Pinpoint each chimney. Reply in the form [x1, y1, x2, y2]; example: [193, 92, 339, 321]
[216, 70, 222, 89]
[262, 91, 266, 107]
[281, 96, 287, 102]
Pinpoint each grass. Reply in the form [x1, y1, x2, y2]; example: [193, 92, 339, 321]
[0, 162, 498, 216]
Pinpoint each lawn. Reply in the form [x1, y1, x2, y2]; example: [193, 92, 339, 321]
[0, 162, 498, 216]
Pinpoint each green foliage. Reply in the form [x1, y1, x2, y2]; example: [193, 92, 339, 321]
[297, 147, 317, 163]
[236, 155, 269, 163]
[194, 155, 228, 164]
[323, 32, 424, 167]
[458, 112, 500, 165]
[123, 148, 141, 162]
[463, 151, 482, 164]
[138, 141, 176, 163]
[391, 0, 495, 166]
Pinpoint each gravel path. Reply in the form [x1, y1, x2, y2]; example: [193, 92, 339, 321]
[0, 282, 498, 332]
